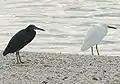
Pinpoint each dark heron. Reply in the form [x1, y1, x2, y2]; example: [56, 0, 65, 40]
[3, 24, 45, 64]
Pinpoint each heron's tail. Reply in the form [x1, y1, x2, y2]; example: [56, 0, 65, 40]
[81, 43, 91, 51]
[3, 52, 7, 56]
[3, 50, 8, 56]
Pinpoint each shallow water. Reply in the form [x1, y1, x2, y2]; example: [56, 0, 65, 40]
[0, 0, 120, 56]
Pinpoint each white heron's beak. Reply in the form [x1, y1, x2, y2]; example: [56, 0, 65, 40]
[108, 26, 117, 29]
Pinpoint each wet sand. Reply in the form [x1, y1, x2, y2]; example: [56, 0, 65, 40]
[0, 51, 120, 84]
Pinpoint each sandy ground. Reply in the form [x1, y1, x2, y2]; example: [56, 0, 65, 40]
[0, 51, 120, 84]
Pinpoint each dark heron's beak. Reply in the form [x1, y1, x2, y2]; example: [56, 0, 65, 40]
[108, 25, 117, 29]
[35, 27, 45, 31]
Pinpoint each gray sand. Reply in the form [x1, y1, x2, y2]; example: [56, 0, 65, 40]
[0, 51, 120, 84]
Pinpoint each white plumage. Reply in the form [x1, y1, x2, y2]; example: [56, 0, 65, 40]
[81, 23, 117, 55]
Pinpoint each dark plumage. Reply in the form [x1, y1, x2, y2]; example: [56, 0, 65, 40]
[3, 24, 45, 63]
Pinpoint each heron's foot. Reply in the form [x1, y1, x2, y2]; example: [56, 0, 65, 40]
[20, 62, 24, 64]
[16, 61, 24, 64]
[16, 61, 20, 64]
[20, 61, 24, 64]
[19, 57, 24, 64]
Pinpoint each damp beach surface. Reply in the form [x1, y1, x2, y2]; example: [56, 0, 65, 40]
[1, 0, 120, 83]
[0, 51, 120, 84]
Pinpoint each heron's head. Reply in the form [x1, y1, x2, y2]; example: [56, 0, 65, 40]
[27, 24, 45, 31]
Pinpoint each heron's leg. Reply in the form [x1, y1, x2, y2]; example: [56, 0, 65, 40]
[91, 46, 94, 55]
[16, 51, 20, 64]
[17, 51, 24, 63]
[96, 44, 99, 55]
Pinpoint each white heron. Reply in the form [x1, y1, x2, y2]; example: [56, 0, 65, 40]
[81, 23, 117, 55]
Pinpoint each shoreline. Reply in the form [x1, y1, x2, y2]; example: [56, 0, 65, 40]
[0, 51, 120, 84]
